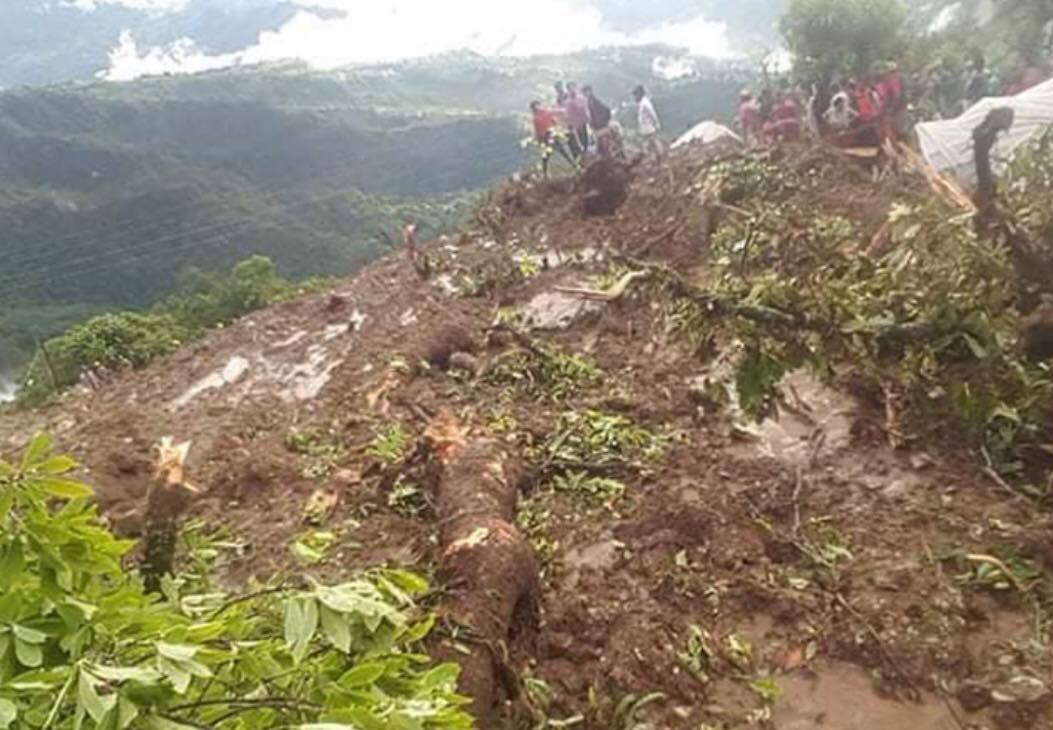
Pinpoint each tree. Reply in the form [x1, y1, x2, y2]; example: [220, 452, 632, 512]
[780, 0, 908, 79]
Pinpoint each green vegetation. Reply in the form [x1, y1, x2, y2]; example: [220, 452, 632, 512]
[485, 348, 602, 401]
[655, 132, 1053, 496]
[780, 0, 906, 77]
[0, 433, 471, 729]
[0, 46, 742, 379]
[540, 410, 670, 479]
[17, 256, 320, 407]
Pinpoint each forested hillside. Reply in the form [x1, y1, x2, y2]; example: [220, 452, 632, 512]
[0, 47, 743, 373]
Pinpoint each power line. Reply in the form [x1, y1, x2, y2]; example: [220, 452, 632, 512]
[0, 142, 544, 298]
[2, 118, 530, 272]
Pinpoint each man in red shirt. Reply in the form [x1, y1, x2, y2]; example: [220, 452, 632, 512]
[736, 90, 763, 146]
[531, 101, 576, 179]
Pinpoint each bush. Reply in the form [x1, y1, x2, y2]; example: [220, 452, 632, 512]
[17, 311, 190, 405]
[16, 256, 326, 407]
[0, 434, 472, 729]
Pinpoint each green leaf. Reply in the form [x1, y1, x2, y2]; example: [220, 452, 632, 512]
[157, 658, 192, 695]
[155, 643, 198, 662]
[337, 662, 386, 688]
[403, 615, 436, 643]
[37, 455, 78, 475]
[0, 699, 17, 729]
[13, 625, 47, 644]
[0, 543, 24, 584]
[78, 672, 110, 723]
[284, 597, 319, 663]
[147, 717, 201, 730]
[319, 605, 352, 653]
[14, 638, 42, 668]
[39, 477, 94, 500]
[89, 665, 162, 684]
[21, 433, 53, 471]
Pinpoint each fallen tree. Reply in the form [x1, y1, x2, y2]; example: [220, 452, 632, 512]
[425, 414, 540, 725]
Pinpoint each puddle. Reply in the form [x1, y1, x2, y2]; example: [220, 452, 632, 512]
[774, 661, 960, 730]
[173, 356, 250, 408]
[730, 370, 855, 467]
[563, 536, 621, 590]
[521, 291, 602, 331]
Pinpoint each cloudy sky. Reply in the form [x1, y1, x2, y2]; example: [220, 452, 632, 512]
[96, 0, 735, 80]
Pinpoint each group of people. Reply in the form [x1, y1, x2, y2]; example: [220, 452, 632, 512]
[529, 82, 665, 177]
[917, 54, 1047, 120]
[736, 54, 1051, 151]
[736, 63, 908, 149]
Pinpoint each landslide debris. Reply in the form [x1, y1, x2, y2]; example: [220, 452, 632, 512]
[2, 135, 1053, 729]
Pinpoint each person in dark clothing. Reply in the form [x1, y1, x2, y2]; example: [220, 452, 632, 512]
[554, 81, 568, 106]
[583, 85, 616, 158]
[562, 81, 591, 160]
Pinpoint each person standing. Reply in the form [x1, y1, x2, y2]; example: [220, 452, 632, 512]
[633, 84, 663, 164]
[554, 81, 568, 106]
[736, 90, 763, 146]
[583, 85, 616, 158]
[563, 82, 591, 161]
[530, 101, 575, 179]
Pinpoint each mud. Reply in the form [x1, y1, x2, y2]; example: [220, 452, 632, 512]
[1, 143, 1051, 729]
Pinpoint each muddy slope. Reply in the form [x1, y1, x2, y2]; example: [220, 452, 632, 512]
[1, 145, 1051, 730]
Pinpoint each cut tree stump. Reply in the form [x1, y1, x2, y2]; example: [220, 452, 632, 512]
[425, 416, 539, 725]
[141, 438, 199, 594]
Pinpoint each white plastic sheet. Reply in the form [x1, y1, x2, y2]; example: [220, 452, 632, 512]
[917, 78, 1053, 185]
[672, 120, 742, 150]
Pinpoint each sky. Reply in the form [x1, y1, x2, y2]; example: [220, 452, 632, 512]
[97, 0, 735, 81]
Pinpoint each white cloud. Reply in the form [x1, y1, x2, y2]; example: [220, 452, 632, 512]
[65, 0, 189, 13]
[102, 0, 733, 81]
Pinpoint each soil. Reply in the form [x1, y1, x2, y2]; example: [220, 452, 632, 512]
[1, 140, 1051, 729]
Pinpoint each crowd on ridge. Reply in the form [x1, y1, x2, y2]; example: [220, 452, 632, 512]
[528, 81, 665, 178]
[736, 54, 1050, 151]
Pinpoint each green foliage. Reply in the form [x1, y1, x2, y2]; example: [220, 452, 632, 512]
[0, 434, 471, 729]
[485, 349, 602, 401]
[540, 410, 669, 477]
[780, 0, 907, 77]
[16, 257, 313, 407]
[286, 426, 350, 480]
[388, 477, 432, 519]
[17, 311, 191, 406]
[367, 424, 410, 465]
[551, 471, 625, 507]
[156, 256, 318, 331]
[666, 152, 1048, 478]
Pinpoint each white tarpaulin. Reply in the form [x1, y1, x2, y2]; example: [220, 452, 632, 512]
[672, 120, 742, 149]
[917, 78, 1053, 185]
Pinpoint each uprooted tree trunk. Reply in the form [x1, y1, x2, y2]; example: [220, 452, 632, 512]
[142, 438, 198, 594]
[973, 108, 1053, 298]
[425, 415, 539, 726]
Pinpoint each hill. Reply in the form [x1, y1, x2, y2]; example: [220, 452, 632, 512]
[1, 0, 786, 88]
[2, 136, 1052, 727]
[0, 47, 745, 374]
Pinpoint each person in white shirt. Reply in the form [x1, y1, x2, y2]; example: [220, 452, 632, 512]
[633, 85, 663, 164]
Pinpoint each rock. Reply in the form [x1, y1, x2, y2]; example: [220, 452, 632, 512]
[419, 324, 477, 370]
[582, 158, 630, 216]
[992, 676, 1049, 704]
[325, 294, 348, 312]
[521, 291, 601, 331]
[957, 681, 993, 712]
[448, 352, 481, 375]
